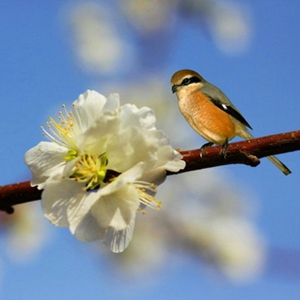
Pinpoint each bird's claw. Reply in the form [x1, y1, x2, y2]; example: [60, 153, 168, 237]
[220, 139, 228, 158]
[199, 142, 214, 158]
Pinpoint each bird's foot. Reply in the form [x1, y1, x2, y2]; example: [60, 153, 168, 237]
[220, 139, 228, 158]
[199, 142, 214, 158]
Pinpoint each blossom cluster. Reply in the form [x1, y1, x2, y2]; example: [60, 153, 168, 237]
[25, 90, 185, 252]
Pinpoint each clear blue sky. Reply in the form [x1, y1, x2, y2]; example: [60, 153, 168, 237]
[1, 1, 300, 299]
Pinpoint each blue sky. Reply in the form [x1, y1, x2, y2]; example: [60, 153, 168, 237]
[0, 1, 300, 299]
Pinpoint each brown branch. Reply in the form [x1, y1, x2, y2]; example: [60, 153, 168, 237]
[170, 130, 300, 174]
[1, 130, 300, 213]
[0, 182, 41, 214]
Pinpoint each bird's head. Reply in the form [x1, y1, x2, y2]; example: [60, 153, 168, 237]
[171, 69, 205, 94]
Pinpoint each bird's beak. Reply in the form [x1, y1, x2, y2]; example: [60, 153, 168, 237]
[172, 85, 178, 93]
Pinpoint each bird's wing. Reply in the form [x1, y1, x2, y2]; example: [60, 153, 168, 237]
[201, 82, 252, 129]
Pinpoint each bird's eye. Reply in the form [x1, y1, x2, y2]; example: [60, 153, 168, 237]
[182, 78, 191, 85]
[181, 76, 201, 86]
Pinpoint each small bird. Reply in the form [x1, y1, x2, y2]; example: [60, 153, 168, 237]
[171, 69, 291, 175]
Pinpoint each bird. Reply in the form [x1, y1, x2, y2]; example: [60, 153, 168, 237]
[171, 69, 291, 175]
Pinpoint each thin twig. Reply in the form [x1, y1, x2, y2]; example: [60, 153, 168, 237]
[170, 130, 300, 174]
[1, 130, 300, 213]
[0, 182, 41, 214]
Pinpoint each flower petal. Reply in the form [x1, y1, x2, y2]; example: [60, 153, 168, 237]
[163, 157, 186, 173]
[120, 104, 156, 130]
[105, 127, 161, 172]
[141, 167, 167, 186]
[86, 163, 144, 231]
[157, 149, 186, 172]
[90, 184, 140, 230]
[42, 176, 98, 227]
[104, 93, 120, 112]
[73, 90, 108, 131]
[75, 94, 121, 152]
[73, 212, 104, 242]
[102, 217, 136, 253]
[24, 141, 67, 189]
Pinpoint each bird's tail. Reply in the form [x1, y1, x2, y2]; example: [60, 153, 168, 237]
[267, 155, 291, 175]
[239, 129, 291, 175]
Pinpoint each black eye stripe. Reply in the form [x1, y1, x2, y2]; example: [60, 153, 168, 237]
[181, 76, 201, 86]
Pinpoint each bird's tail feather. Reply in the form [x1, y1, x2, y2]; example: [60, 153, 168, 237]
[267, 155, 291, 175]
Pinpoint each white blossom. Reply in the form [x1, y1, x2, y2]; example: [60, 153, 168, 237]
[25, 90, 185, 252]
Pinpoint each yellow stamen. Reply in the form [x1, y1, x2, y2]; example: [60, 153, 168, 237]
[70, 153, 108, 191]
[41, 103, 82, 150]
[131, 181, 161, 210]
[65, 149, 78, 162]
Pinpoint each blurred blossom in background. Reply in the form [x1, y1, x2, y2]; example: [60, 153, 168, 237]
[63, 0, 261, 281]
[64, 0, 261, 279]
[1, 0, 300, 299]
[107, 169, 265, 282]
[66, 0, 252, 77]
[67, 2, 135, 75]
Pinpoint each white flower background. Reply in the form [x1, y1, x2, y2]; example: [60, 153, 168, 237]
[0, 1, 300, 299]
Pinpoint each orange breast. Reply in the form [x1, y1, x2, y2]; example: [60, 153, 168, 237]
[179, 92, 236, 144]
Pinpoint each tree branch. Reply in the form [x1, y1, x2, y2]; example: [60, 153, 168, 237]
[1, 130, 300, 213]
[0, 182, 41, 214]
[170, 130, 300, 174]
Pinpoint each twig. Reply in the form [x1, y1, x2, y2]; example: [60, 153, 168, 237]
[0, 181, 41, 214]
[170, 130, 300, 174]
[1, 130, 300, 213]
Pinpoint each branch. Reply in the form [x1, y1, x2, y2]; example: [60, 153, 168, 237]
[170, 130, 300, 174]
[1, 130, 300, 213]
[0, 182, 41, 214]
